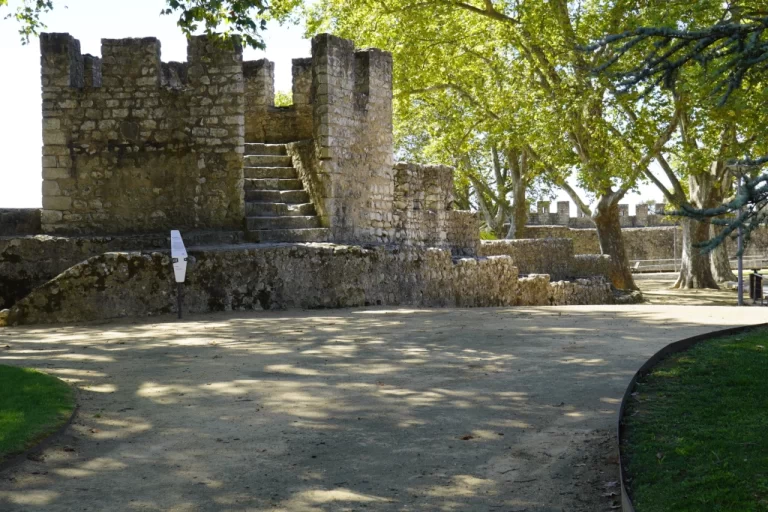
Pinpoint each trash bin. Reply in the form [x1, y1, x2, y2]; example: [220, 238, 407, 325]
[749, 269, 763, 303]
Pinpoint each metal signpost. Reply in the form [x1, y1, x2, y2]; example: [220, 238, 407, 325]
[737, 176, 744, 306]
[170, 230, 188, 319]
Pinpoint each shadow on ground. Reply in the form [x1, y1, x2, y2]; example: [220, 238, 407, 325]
[1, 305, 766, 511]
[636, 274, 742, 306]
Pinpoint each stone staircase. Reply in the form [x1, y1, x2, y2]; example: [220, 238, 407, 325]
[243, 143, 329, 243]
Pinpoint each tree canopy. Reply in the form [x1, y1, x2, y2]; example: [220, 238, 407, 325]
[2, 0, 301, 48]
[589, 2, 768, 254]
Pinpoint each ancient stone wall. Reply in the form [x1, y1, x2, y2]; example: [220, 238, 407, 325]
[0, 209, 41, 236]
[528, 201, 675, 228]
[243, 58, 313, 143]
[524, 224, 768, 262]
[40, 33, 245, 234]
[0, 231, 245, 309]
[479, 239, 574, 279]
[478, 239, 612, 280]
[391, 162, 478, 253]
[571, 254, 612, 279]
[307, 35, 395, 244]
[6, 245, 623, 325]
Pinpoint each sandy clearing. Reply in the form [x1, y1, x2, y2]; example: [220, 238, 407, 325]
[1, 305, 766, 511]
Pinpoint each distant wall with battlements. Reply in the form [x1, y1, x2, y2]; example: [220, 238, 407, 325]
[528, 201, 675, 228]
[39, 33, 245, 234]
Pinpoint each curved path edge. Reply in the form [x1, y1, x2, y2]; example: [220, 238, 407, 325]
[618, 322, 768, 512]
[0, 402, 79, 474]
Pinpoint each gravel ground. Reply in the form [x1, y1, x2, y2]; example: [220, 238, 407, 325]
[1, 305, 766, 511]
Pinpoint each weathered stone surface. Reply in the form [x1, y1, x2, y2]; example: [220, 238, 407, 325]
[549, 277, 613, 306]
[571, 254, 612, 280]
[524, 224, 768, 262]
[243, 59, 312, 143]
[527, 201, 674, 228]
[5, 243, 625, 325]
[518, 274, 550, 306]
[39, 33, 245, 234]
[479, 239, 574, 279]
[0, 209, 41, 236]
[0, 232, 245, 309]
[7, 245, 519, 325]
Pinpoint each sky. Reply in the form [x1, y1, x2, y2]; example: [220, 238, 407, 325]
[0, 0, 665, 214]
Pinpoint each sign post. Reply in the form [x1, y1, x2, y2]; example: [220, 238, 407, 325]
[737, 176, 744, 306]
[170, 230, 188, 319]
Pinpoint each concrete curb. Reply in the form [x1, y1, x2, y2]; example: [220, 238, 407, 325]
[618, 322, 768, 511]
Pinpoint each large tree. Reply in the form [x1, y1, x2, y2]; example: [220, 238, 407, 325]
[590, 5, 768, 251]
[2, 0, 300, 48]
[307, 0, 685, 290]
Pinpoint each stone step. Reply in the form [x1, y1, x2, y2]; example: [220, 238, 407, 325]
[245, 155, 292, 167]
[246, 228, 330, 244]
[244, 166, 298, 179]
[246, 190, 310, 203]
[246, 202, 316, 217]
[179, 230, 247, 247]
[244, 178, 303, 191]
[246, 216, 320, 230]
[244, 143, 287, 156]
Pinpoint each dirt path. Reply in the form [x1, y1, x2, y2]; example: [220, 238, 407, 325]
[636, 273, 741, 306]
[2, 305, 767, 511]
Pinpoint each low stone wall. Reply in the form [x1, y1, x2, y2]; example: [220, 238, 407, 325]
[0, 231, 245, 309]
[477, 239, 612, 280]
[549, 278, 614, 305]
[286, 140, 329, 226]
[517, 274, 616, 306]
[518, 274, 550, 306]
[571, 254, 612, 279]
[0, 209, 42, 236]
[479, 239, 574, 279]
[6, 244, 622, 325]
[522, 226, 600, 255]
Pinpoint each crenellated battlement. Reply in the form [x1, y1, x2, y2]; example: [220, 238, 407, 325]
[41, 33, 243, 93]
[528, 200, 676, 228]
[34, 31, 474, 251]
[39, 32, 246, 235]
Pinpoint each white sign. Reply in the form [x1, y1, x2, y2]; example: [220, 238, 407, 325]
[170, 230, 188, 283]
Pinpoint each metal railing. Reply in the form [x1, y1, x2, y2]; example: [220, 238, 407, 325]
[630, 257, 768, 273]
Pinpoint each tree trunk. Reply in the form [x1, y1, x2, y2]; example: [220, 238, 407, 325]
[710, 224, 737, 282]
[594, 196, 638, 290]
[508, 171, 527, 238]
[674, 217, 719, 289]
[675, 172, 719, 289]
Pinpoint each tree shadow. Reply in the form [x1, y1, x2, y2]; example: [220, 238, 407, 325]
[1, 305, 766, 511]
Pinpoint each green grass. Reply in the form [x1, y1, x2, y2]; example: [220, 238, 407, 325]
[623, 328, 768, 511]
[0, 365, 75, 460]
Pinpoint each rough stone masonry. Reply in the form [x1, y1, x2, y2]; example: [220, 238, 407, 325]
[0, 32, 629, 325]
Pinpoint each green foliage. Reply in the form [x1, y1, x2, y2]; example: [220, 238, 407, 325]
[273, 90, 292, 107]
[591, 3, 768, 250]
[0, 365, 74, 459]
[2, 0, 302, 48]
[306, 1, 678, 204]
[623, 328, 768, 510]
[479, 229, 498, 241]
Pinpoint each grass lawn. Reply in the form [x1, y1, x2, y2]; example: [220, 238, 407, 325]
[623, 328, 768, 511]
[0, 365, 75, 461]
